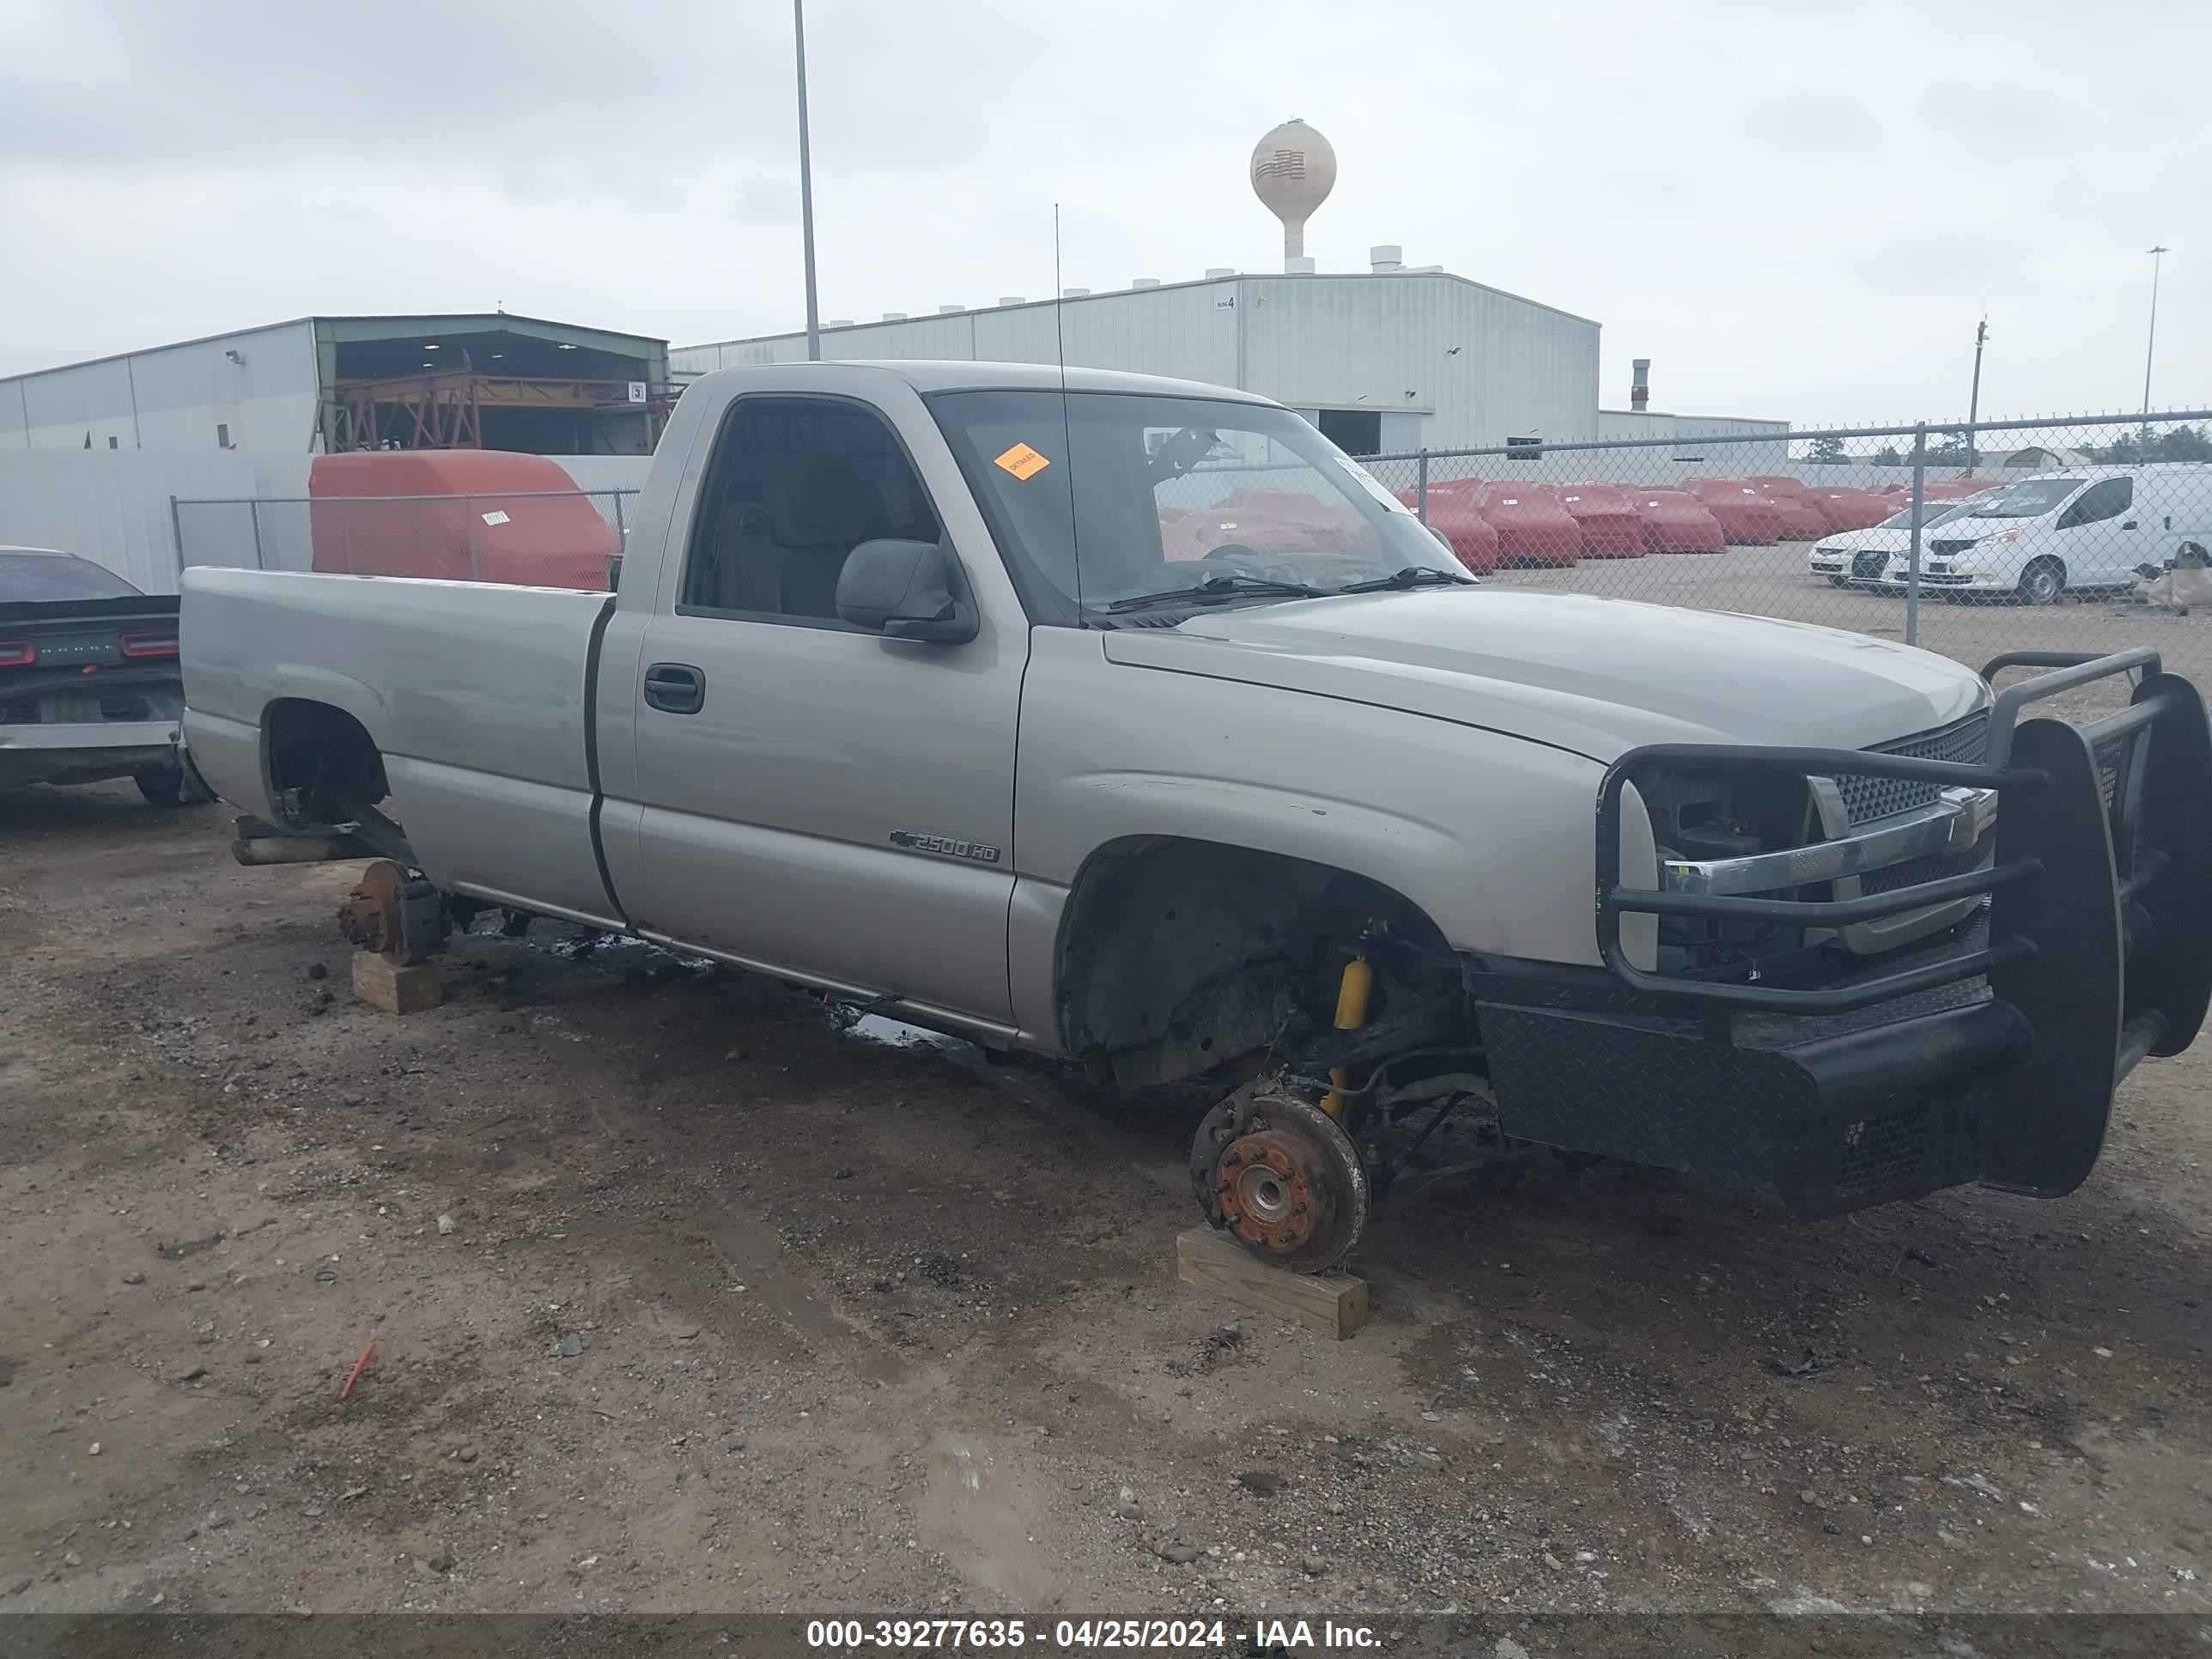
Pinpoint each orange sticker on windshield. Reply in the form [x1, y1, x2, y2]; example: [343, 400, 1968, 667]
[994, 441, 1051, 481]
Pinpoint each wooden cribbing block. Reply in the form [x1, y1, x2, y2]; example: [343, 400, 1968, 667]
[1176, 1225, 1369, 1340]
[352, 951, 442, 1015]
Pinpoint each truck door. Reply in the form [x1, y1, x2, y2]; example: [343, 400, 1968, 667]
[602, 392, 1025, 1030]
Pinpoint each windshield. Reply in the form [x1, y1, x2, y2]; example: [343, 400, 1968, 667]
[1971, 478, 2081, 519]
[930, 389, 1461, 616]
[0, 551, 143, 601]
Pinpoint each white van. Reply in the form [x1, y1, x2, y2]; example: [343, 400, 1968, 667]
[1881, 464, 2212, 604]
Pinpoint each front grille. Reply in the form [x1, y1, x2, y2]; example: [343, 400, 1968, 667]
[1851, 550, 1889, 580]
[1832, 712, 1990, 826]
[1929, 538, 1978, 556]
[1837, 1104, 1929, 1196]
[1858, 841, 1987, 896]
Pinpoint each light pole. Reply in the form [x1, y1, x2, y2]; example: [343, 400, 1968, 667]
[794, 0, 822, 362]
[1965, 316, 1987, 477]
[2141, 245, 2168, 428]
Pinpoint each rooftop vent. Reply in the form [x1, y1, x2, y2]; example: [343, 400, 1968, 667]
[1132, 276, 1161, 289]
[996, 295, 1026, 306]
[938, 304, 965, 314]
[1369, 244, 1404, 272]
[1204, 267, 1237, 279]
[882, 311, 908, 320]
[1061, 287, 1091, 298]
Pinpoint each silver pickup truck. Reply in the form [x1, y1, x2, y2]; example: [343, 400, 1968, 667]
[181, 362, 2212, 1272]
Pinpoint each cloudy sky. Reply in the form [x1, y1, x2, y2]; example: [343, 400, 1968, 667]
[2, 0, 2205, 423]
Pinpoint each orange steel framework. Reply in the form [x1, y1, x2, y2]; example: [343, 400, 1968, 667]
[333, 370, 681, 450]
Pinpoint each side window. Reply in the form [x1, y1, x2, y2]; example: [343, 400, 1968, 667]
[2058, 477, 2132, 530]
[679, 397, 940, 623]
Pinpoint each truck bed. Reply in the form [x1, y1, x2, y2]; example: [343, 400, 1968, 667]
[181, 568, 617, 922]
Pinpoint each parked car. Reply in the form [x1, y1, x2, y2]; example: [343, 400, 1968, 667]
[1, 547, 204, 803]
[1413, 489, 1503, 574]
[181, 361, 2212, 1273]
[1680, 479, 1786, 544]
[1478, 484, 1581, 566]
[1808, 497, 1986, 586]
[1879, 465, 2212, 605]
[1553, 483, 1647, 557]
[1800, 487, 1895, 536]
[1629, 489, 1729, 553]
[1765, 496, 1830, 540]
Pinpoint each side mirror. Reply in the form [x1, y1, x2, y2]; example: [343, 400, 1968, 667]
[835, 538, 978, 644]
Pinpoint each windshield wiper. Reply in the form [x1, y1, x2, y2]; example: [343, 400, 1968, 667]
[1334, 565, 1478, 594]
[1103, 573, 1328, 611]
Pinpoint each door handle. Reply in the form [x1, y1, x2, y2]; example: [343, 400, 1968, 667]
[2121, 520, 2139, 530]
[642, 662, 705, 714]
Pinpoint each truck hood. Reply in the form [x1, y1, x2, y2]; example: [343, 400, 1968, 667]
[1101, 589, 1987, 763]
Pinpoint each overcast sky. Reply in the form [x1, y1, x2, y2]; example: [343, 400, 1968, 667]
[2, 0, 2205, 423]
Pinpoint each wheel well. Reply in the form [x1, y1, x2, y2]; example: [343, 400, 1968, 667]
[264, 699, 387, 826]
[2025, 554, 2066, 579]
[1055, 837, 1455, 1088]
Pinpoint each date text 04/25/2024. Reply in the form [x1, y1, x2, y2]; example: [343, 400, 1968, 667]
[804, 1618, 1381, 1650]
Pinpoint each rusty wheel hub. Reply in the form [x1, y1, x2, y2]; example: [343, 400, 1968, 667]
[1194, 1089, 1369, 1273]
[336, 860, 409, 955]
[1217, 1129, 1328, 1255]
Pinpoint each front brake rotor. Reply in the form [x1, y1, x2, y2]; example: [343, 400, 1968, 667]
[1192, 1088, 1368, 1273]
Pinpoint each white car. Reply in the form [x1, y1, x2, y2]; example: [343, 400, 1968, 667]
[1808, 497, 1985, 587]
[1881, 464, 2212, 605]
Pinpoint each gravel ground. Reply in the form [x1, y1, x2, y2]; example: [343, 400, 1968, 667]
[2, 568, 2209, 1621]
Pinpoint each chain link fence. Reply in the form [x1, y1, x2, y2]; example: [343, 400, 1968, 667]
[1347, 407, 2212, 711]
[173, 489, 639, 590]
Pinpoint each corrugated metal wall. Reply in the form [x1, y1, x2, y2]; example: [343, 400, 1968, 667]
[670, 273, 1603, 451]
[0, 321, 322, 454]
[0, 450, 277, 592]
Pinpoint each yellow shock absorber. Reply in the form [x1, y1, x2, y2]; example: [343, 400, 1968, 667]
[1321, 953, 1374, 1119]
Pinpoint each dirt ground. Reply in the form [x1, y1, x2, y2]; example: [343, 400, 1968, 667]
[3, 569, 2209, 1623]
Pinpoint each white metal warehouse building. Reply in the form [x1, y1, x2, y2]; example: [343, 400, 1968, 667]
[672, 260, 1778, 458]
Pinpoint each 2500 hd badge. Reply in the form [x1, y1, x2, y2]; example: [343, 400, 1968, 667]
[890, 830, 1002, 864]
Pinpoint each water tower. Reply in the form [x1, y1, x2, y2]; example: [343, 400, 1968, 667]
[1249, 118, 1336, 273]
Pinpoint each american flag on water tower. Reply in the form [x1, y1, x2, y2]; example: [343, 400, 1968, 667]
[1252, 149, 1306, 181]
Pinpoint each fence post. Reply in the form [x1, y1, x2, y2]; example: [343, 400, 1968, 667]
[168, 494, 185, 585]
[1415, 452, 1430, 525]
[1905, 422, 1927, 647]
[248, 500, 266, 570]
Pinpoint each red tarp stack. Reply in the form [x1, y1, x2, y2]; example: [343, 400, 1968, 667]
[1552, 483, 1646, 558]
[1800, 487, 1894, 533]
[308, 452, 617, 589]
[1479, 485, 1581, 567]
[1628, 489, 1728, 553]
[1679, 479, 1786, 545]
[1398, 477, 1500, 574]
[1158, 489, 1370, 562]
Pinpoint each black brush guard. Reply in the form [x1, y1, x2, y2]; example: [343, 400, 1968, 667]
[1470, 648, 2212, 1218]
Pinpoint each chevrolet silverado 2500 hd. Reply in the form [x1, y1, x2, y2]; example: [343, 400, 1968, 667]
[180, 362, 2212, 1272]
